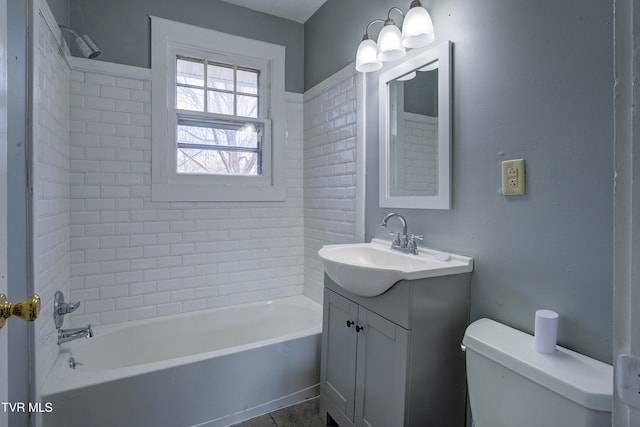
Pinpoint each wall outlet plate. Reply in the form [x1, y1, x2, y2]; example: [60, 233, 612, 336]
[502, 159, 525, 196]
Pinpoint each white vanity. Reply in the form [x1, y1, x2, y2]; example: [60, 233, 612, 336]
[318, 240, 473, 426]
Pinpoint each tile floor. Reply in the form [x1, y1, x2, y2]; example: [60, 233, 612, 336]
[230, 398, 333, 427]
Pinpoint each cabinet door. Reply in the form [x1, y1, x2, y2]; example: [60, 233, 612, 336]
[321, 289, 359, 422]
[354, 308, 409, 427]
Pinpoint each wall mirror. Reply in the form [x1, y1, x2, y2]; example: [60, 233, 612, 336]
[379, 41, 452, 209]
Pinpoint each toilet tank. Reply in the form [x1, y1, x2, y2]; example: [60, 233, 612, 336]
[463, 318, 612, 427]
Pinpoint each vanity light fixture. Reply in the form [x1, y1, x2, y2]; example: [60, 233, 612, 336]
[355, 1, 435, 73]
[355, 19, 385, 72]
[377, 7, 406, 62]
[402, 0, 435, 48]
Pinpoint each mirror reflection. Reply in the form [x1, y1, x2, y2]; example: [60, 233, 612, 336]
[388, 60, 439, 197]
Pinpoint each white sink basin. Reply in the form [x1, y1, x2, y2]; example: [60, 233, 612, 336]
[318, 239, 473, 297]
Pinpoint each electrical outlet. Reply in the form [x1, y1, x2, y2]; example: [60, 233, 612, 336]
[502, 159, 525, 196]
[617, 354, 640, 409]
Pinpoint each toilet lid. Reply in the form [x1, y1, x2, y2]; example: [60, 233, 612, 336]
[463, 318, 613, 412]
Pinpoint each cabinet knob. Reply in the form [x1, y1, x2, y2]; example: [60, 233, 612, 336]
[346, 320, 354, 328]
[355, 325, 364, 332]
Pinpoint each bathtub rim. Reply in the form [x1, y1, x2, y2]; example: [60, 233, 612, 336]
[41, 294, 322, 397]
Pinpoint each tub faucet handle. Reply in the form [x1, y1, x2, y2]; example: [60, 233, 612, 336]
[57, 300, 80, 315]
[54, 291, 81, 329]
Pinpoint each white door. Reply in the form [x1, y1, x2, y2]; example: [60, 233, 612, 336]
[0, 0, 9, 425]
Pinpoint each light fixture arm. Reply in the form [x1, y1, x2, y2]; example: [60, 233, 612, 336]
[363, 19, 386, 41]
[386, 7, 405, 25]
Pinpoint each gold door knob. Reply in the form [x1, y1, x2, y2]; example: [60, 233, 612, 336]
[0, 293, 41, 329]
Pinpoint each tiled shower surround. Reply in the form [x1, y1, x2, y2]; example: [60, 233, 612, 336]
[32, 8, 71, 395]
[68, 64, 306, 327]
[303, 73, 359, 302]
[31, 5, 360, 396]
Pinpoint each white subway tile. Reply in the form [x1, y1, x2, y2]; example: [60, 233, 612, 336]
[99, 310, 130, 325]
[86, 73, 116, 86]
[128, 281, 155, 295]
[84, 299, 115, 313]
[156, 302, 181, 316]
[142, 292, 170, 305]
[101, 85, 130, 100]
[129, 306, 157, 321]
[71, 81, 100, 97]
[115, 295, 143, 310]
[67, 68, 308, 327]
[86, 96, 116, 111]
[182, 298, 206, 312]
[101, 111, 131, 125]
[99, 285, 129, 299]
[116, 77, 144, 90]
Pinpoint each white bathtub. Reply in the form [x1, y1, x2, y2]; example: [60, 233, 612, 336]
[41, 295, 322, 427]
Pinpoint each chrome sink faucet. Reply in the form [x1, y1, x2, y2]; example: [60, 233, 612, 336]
[58, 325, 93, 345]
[380, 213, 423, 255]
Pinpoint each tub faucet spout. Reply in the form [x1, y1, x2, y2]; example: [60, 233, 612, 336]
[58, 325, 93, 345]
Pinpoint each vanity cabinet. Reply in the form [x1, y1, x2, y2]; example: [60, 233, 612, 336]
[321, 289, 409, 427]
[319, 272, 471, 427]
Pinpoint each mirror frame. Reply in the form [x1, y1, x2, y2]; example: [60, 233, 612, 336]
[378, 41, 452, 209]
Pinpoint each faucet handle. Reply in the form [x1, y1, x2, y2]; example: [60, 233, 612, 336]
[408, 234, 424, 255]
[389, 231, 402, 247]
[54, 291, 81, 330]
[57, 301, 80, 315]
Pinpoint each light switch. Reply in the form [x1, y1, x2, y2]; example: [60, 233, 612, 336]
[502, 159, 525, 196]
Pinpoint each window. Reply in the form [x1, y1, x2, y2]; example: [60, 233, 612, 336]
[151, 17, 286, 202]
[175, 58, 263, 176]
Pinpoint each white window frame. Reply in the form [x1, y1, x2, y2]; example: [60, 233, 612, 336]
[151, 17, 286, 202]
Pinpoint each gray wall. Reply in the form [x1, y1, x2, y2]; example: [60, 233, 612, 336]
[68, 0, 304, 93]
[306, 0, 613, 364]
[46, 0, 69, 26]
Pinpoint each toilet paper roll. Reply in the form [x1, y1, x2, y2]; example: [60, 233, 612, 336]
[534, 309, 559, 354]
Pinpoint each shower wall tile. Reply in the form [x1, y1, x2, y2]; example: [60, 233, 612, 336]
[303, 73, 359, 303]
[32, 5, 71, 397]
[68, 65, 304, 327]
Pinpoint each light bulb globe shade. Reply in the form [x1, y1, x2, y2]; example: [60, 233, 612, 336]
[396, 71, 417, 81]
[355, 38, 382, 72]
[377, 24, 406, 62]
[401, 6, 435, 48]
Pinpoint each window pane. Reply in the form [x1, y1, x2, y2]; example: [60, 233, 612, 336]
[237, 69, 258, 94]
[207, 63, 234, 91]
[177, 86, 204, 111]
[207, 90, 234, 115]
[237, 95, 258, 118]
[235, 124, 259, 148]
[177, 123, 259, 149]
[177, 59, 204, 86]
[177, 149, 258, 175]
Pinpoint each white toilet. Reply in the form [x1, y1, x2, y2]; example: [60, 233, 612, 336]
[463, 318, 613, 427]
